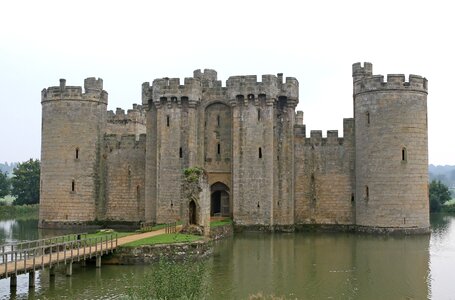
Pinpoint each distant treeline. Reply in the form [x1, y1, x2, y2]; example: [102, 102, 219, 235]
[429, 165, 455, 188]
[0, 162, 18, 177]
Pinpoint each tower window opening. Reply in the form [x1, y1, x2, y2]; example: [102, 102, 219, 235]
[217, 115, 220, 127]
[136, 185, 140, 202]
[217, 143, 221, 155]
[71, 180, 75, 192]
[75, 148, 79, 159]
[402, 147, 407, 162]
[166, 115, 170, 127]
[179, 147, 183, 158]
[365, 185, 369, 201]
[258, 109, 261, 121]
[366, 111, 370, 125]
[259, 147, 262, 158]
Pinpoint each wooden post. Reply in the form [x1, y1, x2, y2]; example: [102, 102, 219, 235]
[66, 259, 73, 276]
[10, 274, 17, 287]
[29, 271, 36, 288]
[50, 265, 55, 277]
[96, 255, 101, 268]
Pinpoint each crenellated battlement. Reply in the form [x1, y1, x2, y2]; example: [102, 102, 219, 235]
[41, 77, 108, 104]
[193, 69, 222, 88]
[353, 62, 427, 95]
[352, 62, 373, 82]
[226, 73, 299, 104]
[302, 129, 345, 147]
[299, 118, 355, 147]
[107, 104, 146, 124]
[142, 70, 299, 108]
[142, 75, 203, 107]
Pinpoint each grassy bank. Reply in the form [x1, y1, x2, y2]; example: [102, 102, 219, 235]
[0, 204, 39, 220]
[210, 217, 232, 227]
[122, 233, 203, 247]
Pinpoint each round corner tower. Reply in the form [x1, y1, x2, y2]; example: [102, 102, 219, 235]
[353, 62, 429, 233]
[40, 78, 107, 227]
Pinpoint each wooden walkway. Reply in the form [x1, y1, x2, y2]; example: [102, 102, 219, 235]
[0, 223, 180, 286]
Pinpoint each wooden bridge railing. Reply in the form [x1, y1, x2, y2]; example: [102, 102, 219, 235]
[0, 233, 88, 264]
[0, 233, 118, 279]
[165, 222, 177, 234]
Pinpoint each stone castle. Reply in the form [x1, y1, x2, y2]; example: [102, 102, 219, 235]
[39, 62, 430, 233]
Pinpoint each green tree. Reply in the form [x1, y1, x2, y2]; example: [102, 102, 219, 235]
[11, 159, 40, 205]
[0, 171, 10, 198]
[429, 180, 452, 213]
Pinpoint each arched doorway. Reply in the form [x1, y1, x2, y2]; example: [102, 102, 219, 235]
[210, 182, 230, 217]
[189, 200, 197, 225]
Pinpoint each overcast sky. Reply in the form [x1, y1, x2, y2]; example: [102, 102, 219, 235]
[0, 0, 453, 165]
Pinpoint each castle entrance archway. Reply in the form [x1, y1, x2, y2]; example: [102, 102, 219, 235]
[210, 182, 230, 217]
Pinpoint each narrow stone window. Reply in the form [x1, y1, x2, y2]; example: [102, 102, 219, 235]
[217, 143, 221, 155]
[179, 147, 183, 158]
[71, 180, 75, 192]
[366, 111, 370, 125]
[136, 185, 140, 202]
[402, 147, 407, 162]
[166, 115, 170, 127]
[75, 148, 79, 159]
[351, 193, 355, 203]
[258, 109, 261, 121]
[217, 115, 220, 127]
[258, 147, 262, 158]
[365, 185, 369, 201]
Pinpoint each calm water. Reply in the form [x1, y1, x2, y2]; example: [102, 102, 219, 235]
[0, 215, 454, 299]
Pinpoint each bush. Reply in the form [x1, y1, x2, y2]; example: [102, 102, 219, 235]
[429, 180, 452, 213]
[11, 159, 40, 205]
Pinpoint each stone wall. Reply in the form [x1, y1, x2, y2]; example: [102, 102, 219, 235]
[231, 96, 274, 226]
[108, 241, 212, 264]
[103, 134, 146, 221]
[294, 119, 355, 226]
[273, 98, 296, 226]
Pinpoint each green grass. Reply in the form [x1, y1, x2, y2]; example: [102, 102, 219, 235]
[121, 233, 203, 247]
[210, 218, 232, 227]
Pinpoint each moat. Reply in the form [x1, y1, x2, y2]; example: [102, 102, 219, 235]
[1, 215, 454, 299]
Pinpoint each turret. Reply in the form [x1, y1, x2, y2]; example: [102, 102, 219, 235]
[353, 62, 429, 233]
[40, 78, 107, 227]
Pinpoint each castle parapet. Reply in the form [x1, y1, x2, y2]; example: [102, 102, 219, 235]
[352, 62, 427, 95]
[352, 62, 373, 82]
[142, 75, 203, 107]
[41, 77, 108, 104]
[226, 73, 299, 106]
[107, 104, 146, 124]
[301, 119, 355, 146]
